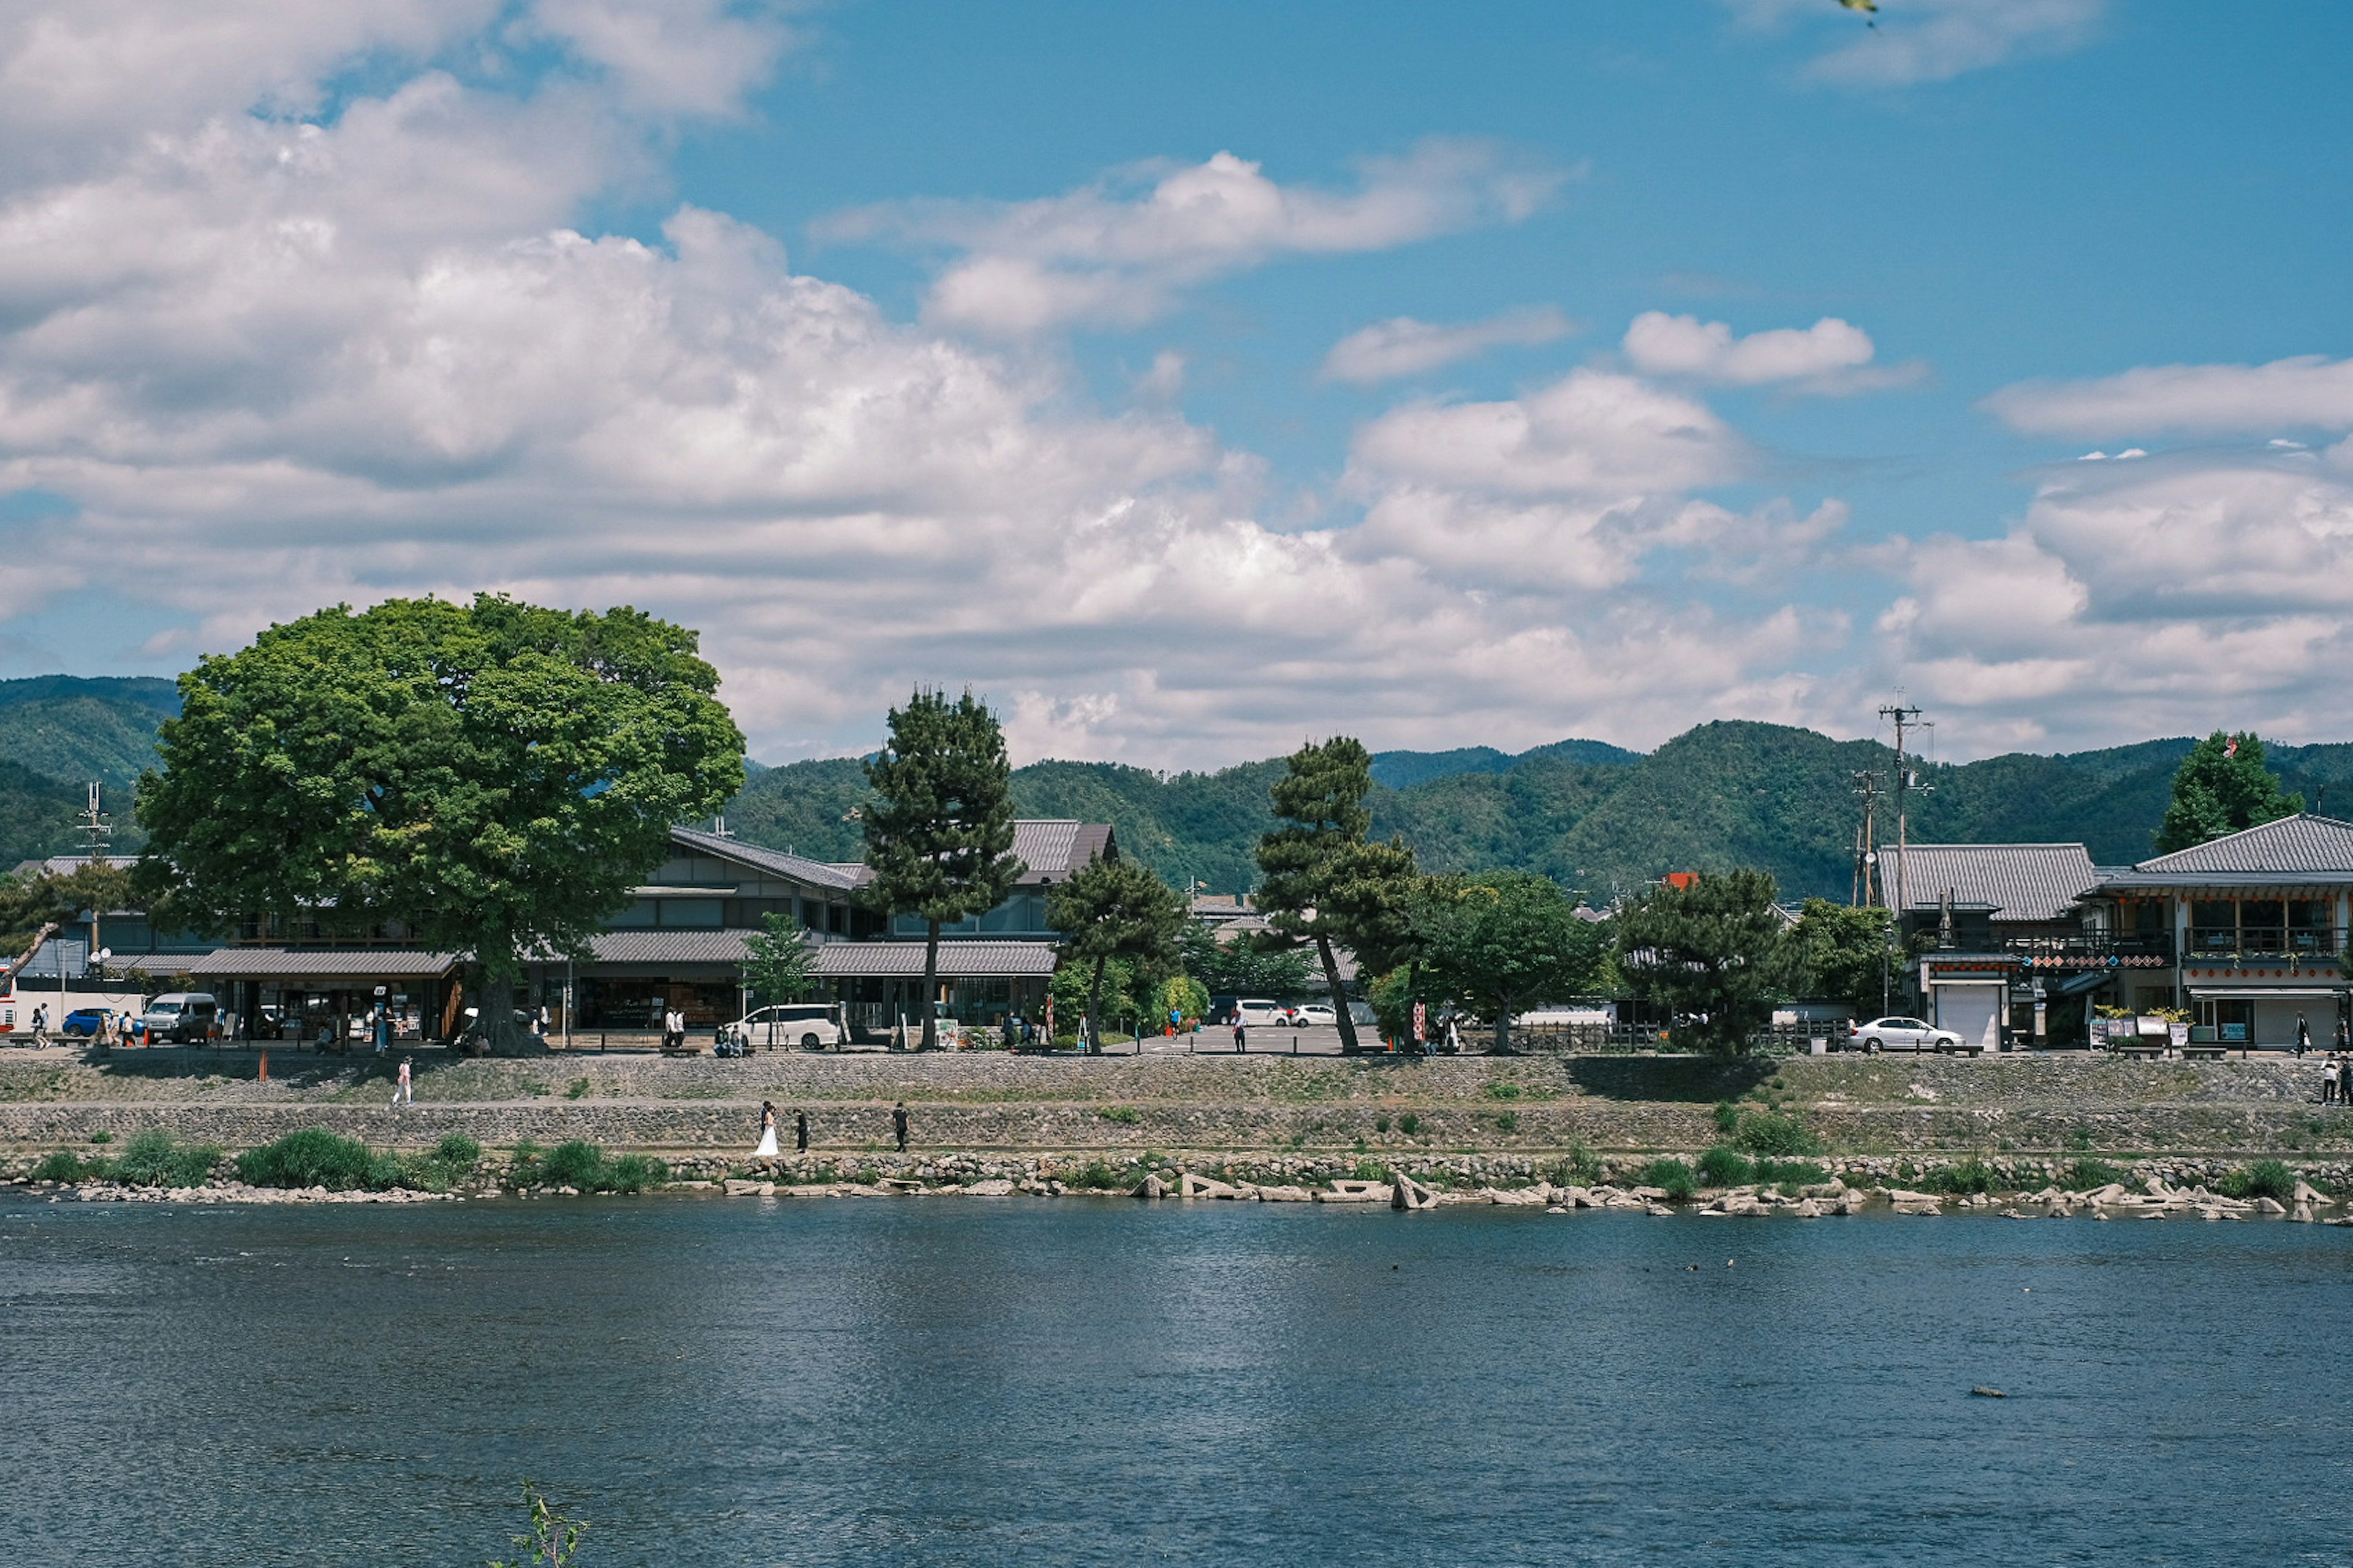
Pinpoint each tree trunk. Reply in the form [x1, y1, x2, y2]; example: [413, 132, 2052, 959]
[1492, 991, 1514, 1057]
[1316, 934, 1360, 1053]
[1086, 955, 1106, 1056]
[920, 918, 941, 1051]
[476, 969, 539, 1056]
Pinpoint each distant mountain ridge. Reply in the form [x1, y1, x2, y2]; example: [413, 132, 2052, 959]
[721, 722, 2353, 904]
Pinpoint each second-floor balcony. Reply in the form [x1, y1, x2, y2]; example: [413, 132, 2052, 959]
[2004, 931, 2175, 969]
[2186, 926, 2349, 961]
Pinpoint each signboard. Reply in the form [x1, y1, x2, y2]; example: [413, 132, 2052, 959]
[2089, 1017, 2109, 1047]
[1412, 1002, 1428, 1043]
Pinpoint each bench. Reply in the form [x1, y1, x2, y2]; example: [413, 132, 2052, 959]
[2179, 1043, 2228, 1061]
[2110, 1041, 2168, 1060]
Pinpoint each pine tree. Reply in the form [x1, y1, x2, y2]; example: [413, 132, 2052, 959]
[1254, 737, 1418, 1052]
[1417, 871, 1607, 1055]
[1613, 869, 1796, 1055]
[2153, 731, 2303, 853]
[862, 689, 1025, 1050]
[1047, 854, 1186, 1053]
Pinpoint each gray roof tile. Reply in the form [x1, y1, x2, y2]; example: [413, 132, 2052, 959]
[1878, 843, 2098, 922]
[813, 941, 1058, 978]
[2126, 814, 2353, 877]
[186, 949, 463, 979]
[669, 826, 862, 890]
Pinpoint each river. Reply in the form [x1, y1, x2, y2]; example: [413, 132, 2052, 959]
[2, 1194, 2349, 1566]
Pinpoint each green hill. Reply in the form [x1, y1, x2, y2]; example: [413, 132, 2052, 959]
[721, 723, 2353, 904]
[0, 675, 180, 795]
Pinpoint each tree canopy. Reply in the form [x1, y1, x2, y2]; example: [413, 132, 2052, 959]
[1786, 897, 1895, 1020]
[1416, 870, 1607, 1054]
[134, 595, 743, 1050]
[862, 688, 1024, 1050]
[741, 911, 817, 1009]
[1613, 869, 1797, 1055]
[2153, 731, 2303, 853]
[0, 860, 135, 966]
[1047, 852, 1185, 1052]
[1176, 922, 1316, 998]
[1254, 736, 1418, 1052]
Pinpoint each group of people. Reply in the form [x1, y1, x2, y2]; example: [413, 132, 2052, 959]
[751, 1100, 909, 1155]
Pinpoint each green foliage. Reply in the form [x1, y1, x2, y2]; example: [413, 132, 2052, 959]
[111, 1129, 221, 1186]
[514, 1140, 667, 1193]
[436, 1134, 483, 1166]
[2220, 1158, 2297, 1202]
[1491, 1110, 1518, 1133]
[1542, 1142, 1602, 1184]
[89, 1130, 112, 1145]
[1398, 1113, 1422, 1137]
[1048, 854, 1186, 1048]
[1485, 1081, 1522, 1101]
[539, 1140, 608, 1187]
[2154, 732, 2303, 854]
[863, 687, 1023, 1050]
[1637, 1157, 1697, 1202]
[564, 1077, 589, 1100]
[1614, 869, 1798, 1054]
[741, 911, 817, 1006]
[1178, 923, 1316, 998]
[238, 1129, 400, 1190]
[1413, 869, 1607, 1053]
[2060, 1157, 2124, 1190]
[1751, 1158, 1828, 1188]
[1157, 974, 1208, 1024]
[487, 1481, 586, 1568]
[0, 859, 137, 961]
[1697, 1145, 1754, 1187]
[1732, 1110, 1824, 1156]
[1786, 898, 1895, 1017]
[1096, 1105, 1141, 1125]
[1921, 1157, 1997, 1195]
[1255, 737, 1417, 1051]
[1711, 1100, 1741, 1134]
[1049, 955, 1141, 1032]
[31, 1149, 96, 1181]
[135, 595, 743, 1048]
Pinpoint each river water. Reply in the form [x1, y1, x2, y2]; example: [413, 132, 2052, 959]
[3, 1193, 2349, 1567]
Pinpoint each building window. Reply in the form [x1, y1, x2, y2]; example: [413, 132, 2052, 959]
[610, 900, 657, 930]
[658, 900, 723, 928]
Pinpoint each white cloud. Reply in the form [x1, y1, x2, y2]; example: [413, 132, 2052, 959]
[1319, 306, 1575, 385]
[1726, 0, 2104, 87]
[825, 141, 1567, 336]
[1620, 311, 1912, 392]
[1987, 354, 2353, 439]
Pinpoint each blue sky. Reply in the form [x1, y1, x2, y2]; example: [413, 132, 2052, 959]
[2, 1, 2351, 767]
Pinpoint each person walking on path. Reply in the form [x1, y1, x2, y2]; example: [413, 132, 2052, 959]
[2340, 1053, 2353, 1111]
[1231, 1007, 1246, 1052]
[391, 1055, 413, 1109]
[2297, 1013, 2313, 1058]
[2323, 1054, 2338, 1105]
[753, 1100, 779, 1157]
[795, 1109, 809, 1153]
[892, 1102, 909, 1152]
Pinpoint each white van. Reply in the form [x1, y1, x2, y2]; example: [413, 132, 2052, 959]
[138, 992, 219, 1045]
[721, 1002, 847, 1053]
[1234, 999, 1288, 1027]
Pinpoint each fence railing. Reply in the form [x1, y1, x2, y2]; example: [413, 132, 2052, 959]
[2185, 926, 2347, 959]
[1494, 1021, 1833, 1055]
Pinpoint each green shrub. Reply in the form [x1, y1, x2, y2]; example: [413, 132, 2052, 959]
[604, 1154, 669, 1194]
[1542, 1141, 1602, 1186]
[1711, 1101, 1740, 1135]
[564, 1077, 589, 1100]
[1923, 1157, 1996, 1195]
[1374, 1115, 1391, 1133]
[1062, 1159, 1132, 1191]
[435, 1134, 483, 1166]
[1351, 1158, 1390, 1183]
[1733, 1110, 1824, 1156]
[112, 1130, 222, 1187]
[2221, 1159, 2296, 1202]
[1637, 1157, 1697, 1202]
[89, 1131, 113, 1145]
[1096, 1104, 1142, 1125]
[31, 1149, 95, 1182]
[1751, 1158, 1829, 1189]
[1697, 1146, 1754, 1187]
[238, 1128, 400, 1190]
[1492, 1110, 1519, 1134]
[1485, 1081, 1522, 1102]
[2060, 1157, 2123, 1190]
[538, 1140, 610, 1188]
[1398, 1113, 1422, 1136]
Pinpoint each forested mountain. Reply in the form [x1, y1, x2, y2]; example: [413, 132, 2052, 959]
[721, 722, 2353, 904]
[0, 675, 177, 867]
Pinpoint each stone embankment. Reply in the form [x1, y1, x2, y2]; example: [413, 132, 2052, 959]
[4, 1045, 2353, 1158]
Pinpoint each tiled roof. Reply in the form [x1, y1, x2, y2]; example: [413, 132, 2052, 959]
[1878, 843, 2099, 922]
[185, 949, 463, 979]
[813, 941, 1058, 978]
[2121, 814, 2353, 879]
[583, 930, 751, 965]
[668, 825, 862, 890]
[1012, 819, 1078, 881]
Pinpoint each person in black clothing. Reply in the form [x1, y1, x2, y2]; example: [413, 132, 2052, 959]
[892, 1102, 909, 1151]
[2297, 1013, 2313, 1058]
[795, 1109, 809, 1152]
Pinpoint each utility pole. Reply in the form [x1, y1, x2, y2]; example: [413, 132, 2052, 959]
[77, 784, 112, 988]
[1851, 770, 1882, 908]
[1877, 703, 1927, 919]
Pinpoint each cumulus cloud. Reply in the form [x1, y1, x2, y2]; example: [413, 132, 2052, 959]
[1621, 311, 1915, 393]
[1986, 354, 2353, 439]
[1726, 0, 2104, 87]
[825, 141, 1567, 336]
[1319, 306, 1575, 385]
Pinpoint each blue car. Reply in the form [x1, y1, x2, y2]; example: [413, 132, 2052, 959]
[62, 1008, 108, 1037]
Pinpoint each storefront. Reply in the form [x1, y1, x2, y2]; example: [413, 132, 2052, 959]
[185, 949, 462, 1043]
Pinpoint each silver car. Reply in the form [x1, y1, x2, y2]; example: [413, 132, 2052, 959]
[1852, 1015, 1963, 1053]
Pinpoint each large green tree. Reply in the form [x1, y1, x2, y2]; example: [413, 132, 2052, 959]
[1176, 922, 1316, 998]
[1047, 853, 1186, 1053]
[1786, 897, 1897, 1020]
[1612, 869, 1797, 1055]
[134, 596, 744, 1051]
[1253, 737, 1418, 1053]
[0, 860, 136, 963]
[742, 912, 817, 1007]
[862, 688, 1025, 1050]
[1417, 871, 1607, 1055]
[2153, 731, 2303, 853]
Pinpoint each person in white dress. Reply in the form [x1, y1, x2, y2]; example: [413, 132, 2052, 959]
[752, 1099, 779, 1156]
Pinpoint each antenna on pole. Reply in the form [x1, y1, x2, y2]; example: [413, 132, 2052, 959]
[1877, 700, 1929, 920]
[1851, 769, 1882, 908]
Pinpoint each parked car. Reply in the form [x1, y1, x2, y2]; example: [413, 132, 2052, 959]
[137, 992, 219, 1045]
[1850, 1015, 1965, 1054]
[1293, 1002, 1338, 1028]
[61, 1007, 108, 1037]
[721, 1002, 847, 1053]
[1234, 999, 1289, 1027]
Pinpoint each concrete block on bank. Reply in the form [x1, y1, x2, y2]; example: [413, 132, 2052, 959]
[722, 1179, 774, 1197]
[1180, 1173, 1239, 1200]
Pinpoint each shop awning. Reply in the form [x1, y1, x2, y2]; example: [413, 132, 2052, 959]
[2183, 983, 2349, 999]
[184, 949, 463, 981]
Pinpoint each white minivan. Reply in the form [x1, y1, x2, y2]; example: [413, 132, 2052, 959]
[721, 1002, 847, 1052]
[1233, 999, 1289, 1027]
[138, 992, 219, 1045]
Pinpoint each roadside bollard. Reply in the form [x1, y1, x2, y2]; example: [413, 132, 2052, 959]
[257, 1050, 268, 1083]
[1292, 1033, 1298, 1056]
